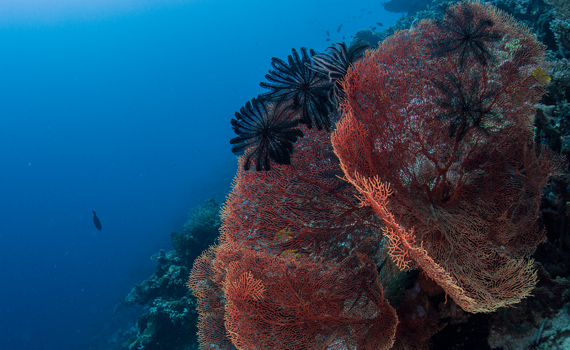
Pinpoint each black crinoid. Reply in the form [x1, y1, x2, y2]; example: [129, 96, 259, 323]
[230, 96, 304, 171]
[309, 39, 371, 105]
[260, 47, 334, 131]
[430, 1, 503, 70]
[432, 71, 501, 141]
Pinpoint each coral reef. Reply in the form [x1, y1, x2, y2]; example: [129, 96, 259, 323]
[125, 297, 197, 350]
[121, 199, 221, 350]
[113, 0, 570, 349]
[334, 1, 556, 313]
[546, 0, 570, 56]
[189, 128, 398, 349]
[187, 1, 570, 349]
[173, 198, 221, 267]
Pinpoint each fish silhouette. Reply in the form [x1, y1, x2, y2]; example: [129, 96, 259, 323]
[92, 210, 102, 231]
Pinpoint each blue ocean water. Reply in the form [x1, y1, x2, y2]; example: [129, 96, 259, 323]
[0, 1, 401, 349]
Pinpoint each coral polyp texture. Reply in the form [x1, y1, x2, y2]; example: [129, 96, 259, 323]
[332, 1, 555, 313]
[189, 128, 398, 349]
[190, 1, 562, 349]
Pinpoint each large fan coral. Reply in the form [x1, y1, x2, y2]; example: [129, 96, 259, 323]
[190, 127, 398, 349]
[333, 1, 554, 313]
[230, 96, 304, 171]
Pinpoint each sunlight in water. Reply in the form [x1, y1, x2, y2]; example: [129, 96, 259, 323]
[0, 0, 200, 24]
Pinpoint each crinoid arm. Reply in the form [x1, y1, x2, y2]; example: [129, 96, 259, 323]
[309, 39, 371, 105]
[260, 47, 333, 131]
[230, 97, 304, 171]
[429, 1, 503, 69]
[310, 39, 371, 82]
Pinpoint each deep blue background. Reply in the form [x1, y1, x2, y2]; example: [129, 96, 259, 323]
[0, 1, 400, 349]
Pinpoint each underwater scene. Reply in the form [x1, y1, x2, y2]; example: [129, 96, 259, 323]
[0, 0, 569, 349]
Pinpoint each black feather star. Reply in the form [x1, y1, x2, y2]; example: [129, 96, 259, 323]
[432, 71, 500, 141]
[260, 47, 333, 131]
[430, 1, 502, 70]
[230, 97, 304, 171]
[309, 39, 371, 105]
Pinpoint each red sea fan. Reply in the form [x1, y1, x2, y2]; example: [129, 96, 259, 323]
[332, 1, 556, 313]
[189, 126, 399, 349]
[223, 126, 384, 262]
[221, 247, 397, 350]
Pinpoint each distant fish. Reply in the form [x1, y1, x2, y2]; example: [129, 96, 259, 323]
[377, 22, 384, 27]
[92, 210, 102, 231]
[337, 24, 343, 33]
[326, 38, 331, 41]
[112, 302, 122, 316]
[371, 26, 377, 31]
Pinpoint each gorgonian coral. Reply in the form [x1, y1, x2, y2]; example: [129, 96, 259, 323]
[230, 96, 304, 171]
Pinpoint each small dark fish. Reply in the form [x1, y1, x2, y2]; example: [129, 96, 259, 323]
[337, 24, 343, 33]
[92, 210, 102, 231]
[326, 38, 331, 41]
[377, 22, 383, 27]
[325, 30, 330, 36]
[371, 26, 377, 31]
[368, 11, 372, 14]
